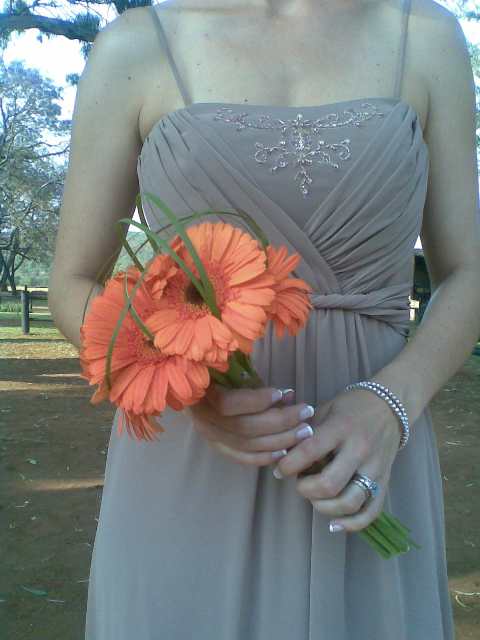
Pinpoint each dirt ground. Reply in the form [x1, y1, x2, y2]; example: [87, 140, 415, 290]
[1, 313, 479, 639]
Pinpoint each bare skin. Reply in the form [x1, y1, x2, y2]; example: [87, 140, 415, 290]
[138, 0, 429, 145]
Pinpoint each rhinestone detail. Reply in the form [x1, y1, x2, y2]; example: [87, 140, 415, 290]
[343, 380, 410, 451]
[213, 103, 385, 197]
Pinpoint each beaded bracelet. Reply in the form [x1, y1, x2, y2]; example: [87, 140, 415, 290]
[343, 380, 410, 451]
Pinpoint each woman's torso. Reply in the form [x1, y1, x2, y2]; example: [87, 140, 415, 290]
[137, 0, 429, 146]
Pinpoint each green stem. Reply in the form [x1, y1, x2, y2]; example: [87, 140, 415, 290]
[209, 368, 233, 387]
[375, 514, 411, 551]
[383, 512, 412, 534]
[363, 521, 398, 556]
[357, 530, 391, 559]
[380, 512, 422, 549]
[225, 354, 248, 387]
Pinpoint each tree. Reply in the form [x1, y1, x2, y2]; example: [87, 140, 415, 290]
[0, 0, 151, 59]
[0, 58, 71, 292]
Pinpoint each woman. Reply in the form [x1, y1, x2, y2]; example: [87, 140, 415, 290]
[48, 0, 479, 638]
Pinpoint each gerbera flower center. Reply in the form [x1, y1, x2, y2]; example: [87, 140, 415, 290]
[184, 281, 205, 306]
[131, 331, 166, 364]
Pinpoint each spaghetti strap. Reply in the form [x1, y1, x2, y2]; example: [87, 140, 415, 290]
[148, 5, 192, 107]
[393, 0, 411, 99]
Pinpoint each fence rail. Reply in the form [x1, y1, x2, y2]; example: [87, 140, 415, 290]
[2, 286, 479, 357]
[0, 287, 51, 333]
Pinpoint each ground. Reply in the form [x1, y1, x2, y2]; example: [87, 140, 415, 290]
[1, 313, 479, 639]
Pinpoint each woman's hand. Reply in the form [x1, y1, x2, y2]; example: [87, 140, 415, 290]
[188, 383, 317, 467]
[271, 388, 402, 532]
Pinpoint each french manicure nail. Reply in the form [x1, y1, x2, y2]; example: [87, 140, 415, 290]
[271, 389, 283, 403]
[329, 522, 345, 533]
[281, 388, 295, 404]
[271, 449, 288, 460]
[295, 423, 314, 441]
[299, 404, 315, 421]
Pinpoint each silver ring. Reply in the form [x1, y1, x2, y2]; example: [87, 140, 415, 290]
[350, 473, 380, 500]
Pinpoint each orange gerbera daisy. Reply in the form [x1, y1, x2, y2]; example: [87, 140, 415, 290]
[143, 252, 178, 299]
[79, 268, 212, 441]
[145, 221, 277, 357]
[264, 244, 313, 338]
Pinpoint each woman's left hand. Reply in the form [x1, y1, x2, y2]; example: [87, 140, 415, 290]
[271, 387, 402, 532]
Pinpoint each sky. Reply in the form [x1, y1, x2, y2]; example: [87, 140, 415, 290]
[5, 0, 480, 249]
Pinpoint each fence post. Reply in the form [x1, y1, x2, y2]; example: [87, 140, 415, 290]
[21, 290, 30, 334]
[25, 284, 33, 311]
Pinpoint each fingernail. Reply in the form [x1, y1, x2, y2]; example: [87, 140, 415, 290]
[271, 449, 288, 460]
[329, 522, 345, 533]
[295, 423, 314, 441]
[273, 466, 283, 479]
[299, 404, 315, 421]
[281, 388, 295, 404]
[271, 389, 283, 403]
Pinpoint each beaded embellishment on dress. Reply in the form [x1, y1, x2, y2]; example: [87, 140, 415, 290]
[213, 102, 385, 196]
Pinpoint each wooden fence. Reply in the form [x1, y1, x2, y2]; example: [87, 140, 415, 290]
[0, 286, 50, 334]
[2, 277, 479, 357]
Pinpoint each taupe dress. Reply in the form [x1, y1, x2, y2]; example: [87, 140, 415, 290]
[84, 0, 456, 637]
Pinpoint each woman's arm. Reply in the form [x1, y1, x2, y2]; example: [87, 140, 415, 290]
[48, 7, 155, 351]
[51, 277, 105, 351]
[371, 6, 480, 426]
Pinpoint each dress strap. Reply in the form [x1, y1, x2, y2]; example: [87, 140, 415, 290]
[148, 5, 192, 107]
[393, 0, 412, 99]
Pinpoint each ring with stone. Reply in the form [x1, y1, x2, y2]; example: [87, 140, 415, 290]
[350, 472, 380, 500]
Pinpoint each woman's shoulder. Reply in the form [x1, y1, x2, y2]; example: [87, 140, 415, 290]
[90, 5, 179, 122]
[91, 6, 160, 90]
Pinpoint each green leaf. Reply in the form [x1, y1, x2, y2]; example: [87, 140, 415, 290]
[115, 223, 145, 272]
[232, 208, 270, 251]
[21, 586, 48, 597]
[135, 193, 160, 252]
[116, 217, 206, 305]
[122, 272, 154, 342]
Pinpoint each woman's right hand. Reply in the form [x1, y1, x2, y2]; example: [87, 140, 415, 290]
[188, 383, 315, 467]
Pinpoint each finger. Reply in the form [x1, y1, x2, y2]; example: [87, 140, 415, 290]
[195, 391, 315, 439]
[272, 423, 340, 479]
[192, 408, 249, 450]
[209, 440, 279, 468]
[295, 439, 369, 500]
[279, 388, 295, 405]
[222, 401, 315, 438]
[329, 467, 389, 533]
[192, 400, 313, 456]
[307, 481, 368, 517]
[205, 383, 288, 416]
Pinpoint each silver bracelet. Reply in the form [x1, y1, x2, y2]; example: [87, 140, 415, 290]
[343, 380, 410, 451]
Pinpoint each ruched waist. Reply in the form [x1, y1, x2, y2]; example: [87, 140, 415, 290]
[309, 282, 412, 336]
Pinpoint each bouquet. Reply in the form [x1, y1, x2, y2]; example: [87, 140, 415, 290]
[79, 190, 420, 559]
